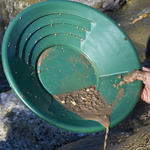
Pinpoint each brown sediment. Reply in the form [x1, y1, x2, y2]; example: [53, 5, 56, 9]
[117, 88, 124, 100]
[37, 70, 41, 73]
[38, 48, 51, 66]
[119, 81, 126, 86]
[124, 70, 145, 83]
[118, 74, 122, 79]
[53, 85, 113, 150]
[79, 54, 90, 69]
[69, 57, 75, 64]
[116, 80, 126, 89]
[112, 88, 124, 108]
[112, 74, 124, 89]
[113, 84, 117, 88]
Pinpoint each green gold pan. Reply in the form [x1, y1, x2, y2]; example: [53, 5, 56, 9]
[2, 1, 142, 133]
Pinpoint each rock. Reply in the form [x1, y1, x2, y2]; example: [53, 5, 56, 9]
[105, 0, 150, 62]
[0, 90, 87, 150]
[58, 100, 150, 150]
[70, 0, 105, 9]
[57, 124, 150, 150]
[101, 0, 120, 12]
[110, 125, 150, 150]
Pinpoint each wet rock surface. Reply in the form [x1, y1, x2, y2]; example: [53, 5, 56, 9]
[105, 0, 150, 62]
[58, 100, 150, 150]
[1, 0, 150, 150]
[0, 91, 87, 150]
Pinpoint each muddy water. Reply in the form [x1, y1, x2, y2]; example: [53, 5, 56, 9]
[54, 85, 113, 150]
[124, 70, 146, 83]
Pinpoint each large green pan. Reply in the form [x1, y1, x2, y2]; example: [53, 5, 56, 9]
[2, 1, 142, 133]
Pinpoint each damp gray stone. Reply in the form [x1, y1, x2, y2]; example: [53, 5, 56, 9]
[0, 90, 87, 150]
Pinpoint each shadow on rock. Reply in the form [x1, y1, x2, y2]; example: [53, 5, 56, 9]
[0, 109, 87, 150]
[142, 36, 150, 68]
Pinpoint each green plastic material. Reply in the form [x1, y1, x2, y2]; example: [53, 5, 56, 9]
[2, 1, 142, 133]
